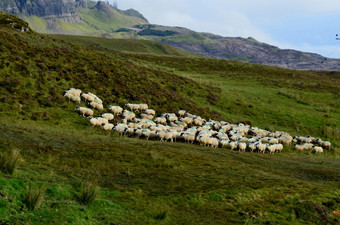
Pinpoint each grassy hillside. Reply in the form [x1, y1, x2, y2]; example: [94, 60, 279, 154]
[51, 34, 196, 57]
[0, 12, 340, 224]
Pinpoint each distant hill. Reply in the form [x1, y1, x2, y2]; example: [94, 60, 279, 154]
[1, 0, 340, 70]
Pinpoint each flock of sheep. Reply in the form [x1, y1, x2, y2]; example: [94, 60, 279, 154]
[64, 88, 332, 154]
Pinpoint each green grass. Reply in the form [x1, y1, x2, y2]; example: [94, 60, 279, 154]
[51, 34, 196, 57]
[0, 12, 339, 224]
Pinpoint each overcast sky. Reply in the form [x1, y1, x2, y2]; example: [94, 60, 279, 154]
[107, 0, 340, 58]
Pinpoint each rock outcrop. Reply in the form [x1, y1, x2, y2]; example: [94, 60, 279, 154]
[0, 0, 81, 24]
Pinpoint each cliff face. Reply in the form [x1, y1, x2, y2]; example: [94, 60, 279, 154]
[0, 0, 81, 23]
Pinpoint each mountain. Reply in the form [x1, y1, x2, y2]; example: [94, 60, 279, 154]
[1, 0, 340, 70]
[0, 0, 148, 34]
[112, 24, 340, 71]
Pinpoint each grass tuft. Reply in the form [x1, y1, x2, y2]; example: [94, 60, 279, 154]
[0, 148, 21, 175]
[78, 181, 99, 207]
[24, 184, 46, 211]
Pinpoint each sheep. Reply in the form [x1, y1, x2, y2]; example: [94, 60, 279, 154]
[114, 123, 128, 137]
[248, 143, 257, 152]
[122, 110, 136, 122]
[154, 117, 167, 125]
[144, 109, 156, 116]
[178, 110, 186, 117]
[125, 128, 136, 137]
[295, 144, 305, 151]
[238, 142, 247, 152]
[229, 141, 238, 151]
[220, 139, 230, 148]
[141, 129, 152, 140]
[101, 113, 114, 121]
[128, 122, 138, 129]
[89, 101, 104, 110]
[321, 141, 331, 149]
[274, 144, 283, 153]
[64, 92, 81, 103]
[125, 103, 140, 112]
[140, 113, 154, 120]
[267, 145, 276, 154]
[164, 132, 175, 142]
[269, 138, 279, 144]
[89, 118, 101, 127]
[139, 104, 148, 111]
[65, 88, 82, 97]
[279, 135, 293, 145]
[209, 138, 219, 148]
[180, 117, 193, 125]
[156, 131, 166, 142]
[81, 93, 95, 102]
[257, 143, 267, 153]
[75, 107, 93, 117]
[109, 105, 123, 116]
[313, 146, 323, 153]
[87, 92, 102, 104]
[102, 123, 114, 131]
[182, 133, 195, 144]
[95, 117, 109, 125]
[193, 118, 204, 126]
[303, 143, 314, 151]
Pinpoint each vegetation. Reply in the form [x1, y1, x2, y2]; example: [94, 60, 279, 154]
[51, 34, 196, 57]
[24, 183, 46, 211]
[0, 148, 21, 175]
[78, 182, 99, 207]
[137, 28, 177, 36]
[0, 12, 339, 224]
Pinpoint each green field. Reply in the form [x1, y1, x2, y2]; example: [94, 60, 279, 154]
[0, 12, 339, 224]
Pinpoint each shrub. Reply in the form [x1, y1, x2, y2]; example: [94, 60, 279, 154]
[0, 148, 21, 175]
[24, 184, 46, 211]
[78, 181, 99, 206]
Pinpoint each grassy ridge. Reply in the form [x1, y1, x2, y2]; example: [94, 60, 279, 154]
[0, 12, 340, 224]
[51, 34, 196, 57]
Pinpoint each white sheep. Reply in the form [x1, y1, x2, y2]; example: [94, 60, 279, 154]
[140, 113, 154, 120]
[64, 92, 81, 103]
[89, 118, 101, 127]
[238, 142, 247, 152]
[81, 93, 95, 102]
[102, 123, 114, 131]
[139, 104, 148, 111]
[313, 146, 323, 153]
[295, 144, 305, 151]
[154, 117, 167, 125]
[229, 141, 238, 151]
[321, 141, 331, 149]
[257, 143, 267, 153]
[267, 145, 276, 154]
[75, 107, 93, 117]
[144, 109, 156, 116]
[109, 105, 123, 116]
[178, 110, 186, 117]
[101, 113, 114, 121]
[89, 101, 104, 110]
[114, 123, 128, 136]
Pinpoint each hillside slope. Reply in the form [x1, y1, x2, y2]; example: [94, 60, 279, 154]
[0, 12, 340, 225]
[51, 34, 197, 57]
[1, 1, 340, 70]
